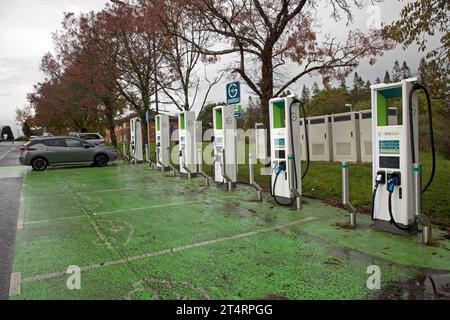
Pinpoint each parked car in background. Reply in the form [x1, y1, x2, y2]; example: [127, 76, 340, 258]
[19, 137, 117, 171]
[70, 133, 105, 145]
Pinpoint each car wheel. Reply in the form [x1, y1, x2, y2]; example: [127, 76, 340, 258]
[31, 157, 48, 171]
[94, 154, 109, 167]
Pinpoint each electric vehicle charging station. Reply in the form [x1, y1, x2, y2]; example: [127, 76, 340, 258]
[178, 111, 199, 175]
[299, 119, 307, 161]
[155, 114, 170, 168]
[212, 105, 237, 186]
[359, 108, 398, 162]
[370, 77, 436, 235]
[269, 95, 302, 207]
[331, 112, 361, 163]
[308, 115, 333, 162]
[130, 117, 144, 162]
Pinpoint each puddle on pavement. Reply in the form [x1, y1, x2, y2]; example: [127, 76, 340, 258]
[298, 231, 450, 300]
[380, 270, 450, 300]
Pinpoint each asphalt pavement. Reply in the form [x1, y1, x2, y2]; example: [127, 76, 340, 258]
[0, 142, 23, 299]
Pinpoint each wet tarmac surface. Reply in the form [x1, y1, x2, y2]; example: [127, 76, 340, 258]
[0, 143, 20, 167]
[0, 143, 23, 299]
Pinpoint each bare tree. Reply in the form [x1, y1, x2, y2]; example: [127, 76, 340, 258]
[155, 0, 223, 112]
[178, 0, 393, 134]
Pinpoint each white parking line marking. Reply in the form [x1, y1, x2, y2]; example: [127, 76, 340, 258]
[9, 272, 21, 296]
[21, 217, 316, 284]
[22, 200, 207, 226]
[0, 145, 16, 160]
[17, 218, 23, 230]
[24, 187, 136, 200]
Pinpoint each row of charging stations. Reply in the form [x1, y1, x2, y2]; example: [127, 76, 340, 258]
[145, 78, 436, 238]
[152, 107, 238, 188]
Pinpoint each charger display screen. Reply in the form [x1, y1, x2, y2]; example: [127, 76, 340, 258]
[275, 150, 286, 159]
[380, 156, 400, 169]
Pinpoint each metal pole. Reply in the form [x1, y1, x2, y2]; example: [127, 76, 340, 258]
[288, 154, 301, 210]
[145, 144, 149, 164]
[249, 153, 262, 202]
[342, 162, 349, 206]
[222, 148, 232, 191]
[147, 112, 151, 159]
[123, 122, 127, 158]
[197, 148, 209, 187]
[414, 163, 431, 244]
[181, 149, 191, 180]
[341, 162, 356, 227]
[156, 146, 163, 171]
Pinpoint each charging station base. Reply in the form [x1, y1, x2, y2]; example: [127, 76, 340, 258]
[271, 195, 296, 206]
[373, 219, 417, 235]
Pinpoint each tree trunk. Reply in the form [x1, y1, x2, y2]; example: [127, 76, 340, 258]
[260, 54, 274, 159]
[103, 97, 117, 147]
[106, 111, 117, 147]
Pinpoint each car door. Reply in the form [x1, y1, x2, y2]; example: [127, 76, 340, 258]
[65, 138, 94, 163]
[41, 138, 67, 164]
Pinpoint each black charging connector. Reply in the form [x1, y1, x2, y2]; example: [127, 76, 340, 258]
[387, 172, 401, 186]
[376, 170, 386, 185]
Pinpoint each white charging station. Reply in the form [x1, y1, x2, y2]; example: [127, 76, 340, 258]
[178, 111, 199, 174]
[155, 114, 170, 168]
[371, 78, 421, 233]
[331, 112, 361, 163]
[308, 115, 333, 162]
[213, 105, 237, 184]
[130, 117, 143, 161]
[269, 95, 302, 206]
[359, 108, 398, 162]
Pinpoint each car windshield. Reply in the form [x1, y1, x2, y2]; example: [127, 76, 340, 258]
[80, 134, 100, 140]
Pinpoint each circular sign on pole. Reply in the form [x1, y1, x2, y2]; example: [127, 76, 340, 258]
[226, 82, 241, 105]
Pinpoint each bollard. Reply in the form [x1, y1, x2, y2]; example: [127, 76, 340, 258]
[414, 163, 432, 245]
[181, 149, 192, 180]
[145, 144, 149, 164]
[413, 163, 423, 220]
[341, 162, 356, 227]
[156, 146, 166, 171]
[341, 162, 349, 206]
[288, 155, 302, 211]
[221, 148, 233, 191]
[249, 153, 262, 202]
[197, 149, 210, 187]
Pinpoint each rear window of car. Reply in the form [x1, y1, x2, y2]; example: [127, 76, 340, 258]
[43, 139, 66, 147]
[79, 134, 101, 140]
[26, 140, 41, 146]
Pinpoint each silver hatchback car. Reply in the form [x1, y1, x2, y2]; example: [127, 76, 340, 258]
[19, 137, 118, 171]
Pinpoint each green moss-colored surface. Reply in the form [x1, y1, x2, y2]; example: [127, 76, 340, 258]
[10, 163, 450, 300]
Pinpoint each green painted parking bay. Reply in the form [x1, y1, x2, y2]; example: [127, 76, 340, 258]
[10, 164, 450, 299]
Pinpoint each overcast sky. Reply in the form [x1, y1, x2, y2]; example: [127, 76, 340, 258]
[0, 0, 439, 135]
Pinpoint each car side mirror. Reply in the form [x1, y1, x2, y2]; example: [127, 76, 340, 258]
[83, 144, 91, 149]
